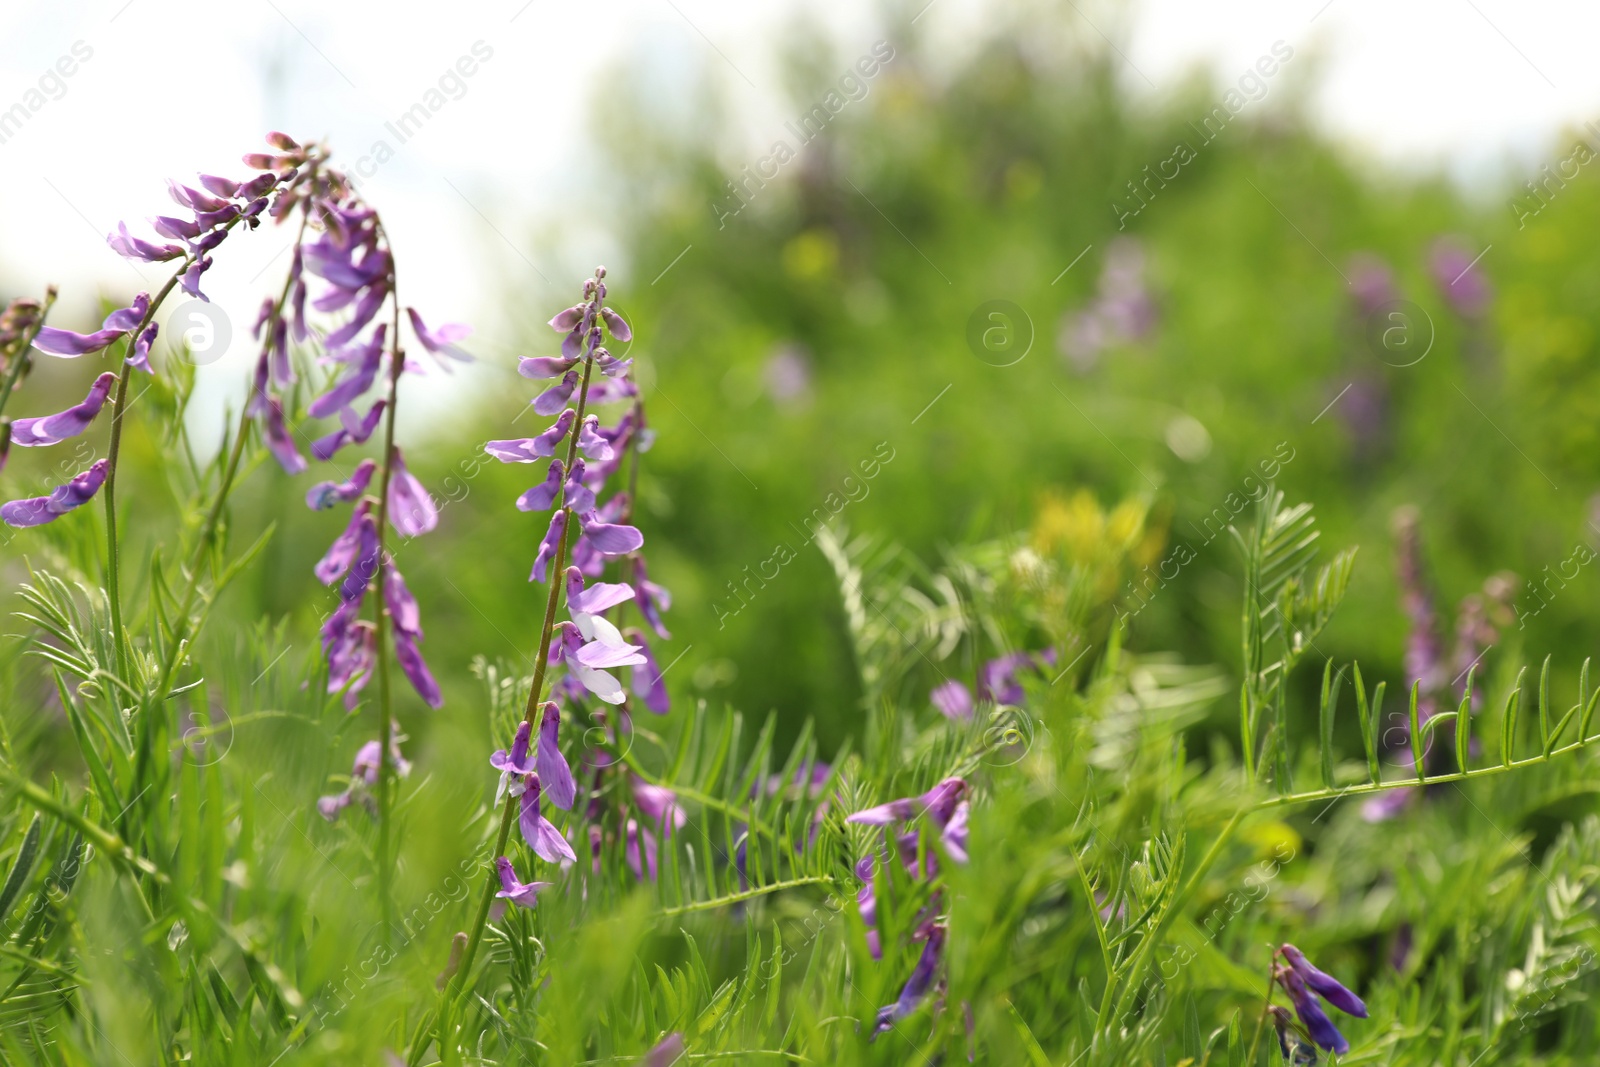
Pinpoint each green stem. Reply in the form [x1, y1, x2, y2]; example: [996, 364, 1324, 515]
[0, 286, 57, 421]
[436, 289, 602, 1063]
[374, 260, 404, 943]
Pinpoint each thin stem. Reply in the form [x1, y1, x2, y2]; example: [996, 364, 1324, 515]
[373, 248, 404, 943]
[0, 286, 57, 420]
[437, 292, 602, 1063]
[1244, 952, 1275, 1066]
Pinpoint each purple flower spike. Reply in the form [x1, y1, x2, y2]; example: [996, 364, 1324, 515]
[9, 372, 116, 447]
[263, 397, 307, 475]
[108, 221, 184, 262]
[517, 459, 565, 513]
[393, 628, 443, 708]
[1277, 967, 1349, 1055]
[531, 510, 568, 583]
[577, 415, 614, 461]
[519, 775, 576, 863]
[579, 510, 643, 555]
[493, 856, 552, 910]
[406, 308, 471, 365]
[536, 702, 577, 810]
[627, 629, 670, 714]
[306, 458, 378, 510]
[1, 459, 110, 528]
[519, 356, 577, 379]
[533, 370, 579, 416]
[491, 720, 537, 776]
[312, 399, 386, 461]
[1281, 944, 1368, 1018]
[387, 448, 438, 537]
[931, 680, 974, 720]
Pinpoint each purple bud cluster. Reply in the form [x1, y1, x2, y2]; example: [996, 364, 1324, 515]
[1272, 943, 1367, 1055]
[845, 776, 969, 1037]
[481, 268, 679, 899]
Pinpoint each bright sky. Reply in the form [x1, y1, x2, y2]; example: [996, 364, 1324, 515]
[0, 0, 1595, 431]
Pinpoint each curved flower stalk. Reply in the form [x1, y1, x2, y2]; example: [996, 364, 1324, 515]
[437, 268, 672, 1057]
[846, 776, 968, 1039]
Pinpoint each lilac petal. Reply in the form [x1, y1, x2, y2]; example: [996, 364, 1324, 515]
[600, 307, 632, 342]
[1, 459, 109, 528]
[101, 293, 150, 330]
[166, 179, 230, 212]
[32, 326, 125, 357]
[645, 1034, 685, 1067]
[180, 256, 214, 301]
[493, 856, 552, 909]
[519, 356, 577, 379]
[325, 286, 387, 349]
[151, 215, 201, 241]
[566, 568, 635, 614]
[577, 415, 614, 461]
[338, 514, 381, 602]
[579, 511, 643, 555]
[519, 776, 577, 863]
[317, 791, 354, 821]
[574, 638, 646, 670]
[107, 221, 184, 262]
[1280, 970, 1349, 1054]
[309, 328, 385, 418]
[636, 562, 672, 640]
[533, 370, 579, 416]
[627, 630, 670, 714]
[548, 304, 585, 332]
[572, 661, 626, 704]
[561, 325, 584, 360]
[10, 372, 116, 446]
[626, 819, 659, 880]
[406, 307, 471, 363]
[941, 800, 969, 864]
[352, 740, 384, 785]
[931, 680, 974, 720]
[312, 400, 385, 461]
[491, 721, 537, 774]
[872, 926, 946, 1038]
[1282, 945, 1368, 1018]
[387, 449, 438, 537]
[517, 459, 565, 513]
[198, 174, 240, 197]
[323, 607, 376, 707]
[536, 703, 576, 810]
[263, 397, 307, 475]
[631, 780, 686, 834]
[306, 458, 377, 510]
[383, 565, 422, 637]
[128, 325, 158, 374]
[315, 500, 374, 585]
[393, 628, 443, 708]
[531, 510, 568, 583]
[563, 459, 595, 513]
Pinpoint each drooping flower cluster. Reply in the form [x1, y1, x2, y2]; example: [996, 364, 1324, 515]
[1271, 943, 1367, 1056]
[480, 268, 675, 897]
[929, 648, 1056, 720]
[846, 776, 969, 1037]
[1364, 509, 1513, 821]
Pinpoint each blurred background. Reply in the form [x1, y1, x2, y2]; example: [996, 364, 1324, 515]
[5, 0, 1600, 761]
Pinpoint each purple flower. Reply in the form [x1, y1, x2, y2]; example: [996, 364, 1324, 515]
[872, 925, 946, 1038]
[600, 308, 631, 342]
[491, 720, 537, 776]
[518, 459, 565, 513]
[312, 399, 386, 461]
[263, 396, 307, 474]
[2, 459, 110, 528]
[519, 356, 577, 379]
[579, 510, 643, 555]
[533, 370, 579, 416]
[855, 855, 883, 959]
[979, 649, 1055, 704]
[563, 459, 596, 514]
[847, 777, 967, 830]
[1275, 966, 1349, 1055]
[627, 629, 670, 714]
[9, 372, 116, 446]
[309, 327, 385, 418]
[180, 256, 214, 301]
[942, 800, 969, 864]
[930, 680, 974, 720]
[392, 628, 443, 708]
[634, 560, 672, 640]
[566, 567, 635, 616]
[548, 304, 586, 332]
[306, 458, 377, 509]
[322, 602, 377, 707]
[493, 856, 552, 910]
[519, 774, 577, 864]
[643, 1033, 685, 1067]
[127, 325, 158, 374]
[1429, 238, 1492, 318]
[578, 415, 614, 461]
[317, 736, 410, 820]
[531, 510, 568, 583]
[486, 409, 576, 464]
[626, 818, 660, 881]
[1347, 253, 1397, 318]
[535, 702, 576, 811]
[406, 308, 471, 365]
[631, 779, 686, 836]
[1280, 944, 1368, 1018]
[107, 221, 184, 262]
[548, 620, 643, 704]
[386, 448, 438, 537]
[32, 293, 150, 358]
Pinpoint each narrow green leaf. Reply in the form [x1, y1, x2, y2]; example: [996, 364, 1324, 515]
[0, 816, 42, 926]
[1539, 654, 1553, 750]
[1408, 681, 1425, 782]
[1455, 668, 1474, 775]
[1319, 662, 1344, 788]
[1502, 667, 1527, 767]
[1354, 665, 1378, 784]
[1546, 703, 1581, 757]
[1582, 679, 1600, 743]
